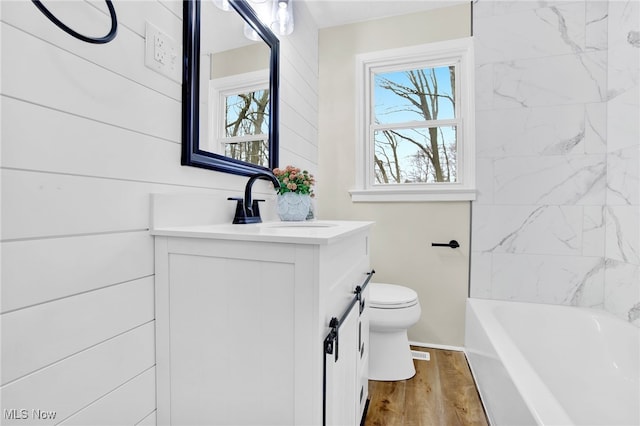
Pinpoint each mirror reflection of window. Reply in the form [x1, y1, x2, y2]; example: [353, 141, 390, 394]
[208, 68, 269, 166]
[223, 88, 270, 167]
[199, 0, 272, 167]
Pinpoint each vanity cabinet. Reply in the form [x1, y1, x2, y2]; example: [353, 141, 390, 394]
[152, 221, 373, 425]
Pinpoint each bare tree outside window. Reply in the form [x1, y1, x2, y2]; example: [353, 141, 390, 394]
[373, 65, 457, 184]
[223, 88, 270, 167]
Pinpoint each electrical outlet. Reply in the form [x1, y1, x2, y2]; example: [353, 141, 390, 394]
[145, 22, 180, 82]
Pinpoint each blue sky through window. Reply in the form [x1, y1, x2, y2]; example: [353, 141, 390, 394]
[371, 65, 458, 183]
[373, 65, 455, 124]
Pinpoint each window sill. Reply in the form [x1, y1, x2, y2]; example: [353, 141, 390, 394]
[349, 187, 476, 202]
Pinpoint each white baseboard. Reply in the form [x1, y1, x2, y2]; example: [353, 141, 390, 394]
[409, 341, 465, 352]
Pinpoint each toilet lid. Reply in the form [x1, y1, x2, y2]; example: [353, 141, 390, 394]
[369, 283, 418, 308]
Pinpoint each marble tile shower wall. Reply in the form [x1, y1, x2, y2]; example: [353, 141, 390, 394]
[470, 0, 639, 325]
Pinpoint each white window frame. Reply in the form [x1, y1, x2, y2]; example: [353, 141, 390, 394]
[208, 69, 270, 157]
[351, 38, 476, 202]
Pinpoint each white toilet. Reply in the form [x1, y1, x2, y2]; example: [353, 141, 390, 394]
[368, 283, 421, 381]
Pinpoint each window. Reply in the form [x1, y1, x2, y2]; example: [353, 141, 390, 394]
[351, 38, 475, 202]
[208, 70, 270, 167]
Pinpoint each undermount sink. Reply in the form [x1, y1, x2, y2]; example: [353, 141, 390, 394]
[260, 221, 338, 229]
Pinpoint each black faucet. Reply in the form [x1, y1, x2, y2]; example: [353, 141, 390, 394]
[227, 172, 280, 224]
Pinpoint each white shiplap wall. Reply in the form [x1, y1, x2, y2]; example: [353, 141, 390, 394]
[0, 0, 318, 424]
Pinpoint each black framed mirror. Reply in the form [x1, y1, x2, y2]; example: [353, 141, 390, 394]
[182, 0, 279, 176]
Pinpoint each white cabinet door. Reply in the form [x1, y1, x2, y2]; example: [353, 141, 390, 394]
[324, 304, 359, 426]
[357, 285, 370, 421]
[166, 253, 296, 426]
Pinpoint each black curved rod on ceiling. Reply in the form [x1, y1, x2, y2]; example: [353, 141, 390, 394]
[32, 0, 118, 44]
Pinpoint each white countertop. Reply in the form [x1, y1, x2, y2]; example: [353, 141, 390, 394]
[150, 220, 374, 245]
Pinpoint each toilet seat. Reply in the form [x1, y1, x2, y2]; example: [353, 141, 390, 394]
[369, 283, 418, 309]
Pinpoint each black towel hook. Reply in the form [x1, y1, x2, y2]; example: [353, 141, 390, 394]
[32, 0, 118, 44]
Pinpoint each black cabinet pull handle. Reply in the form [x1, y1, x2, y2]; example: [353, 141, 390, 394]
[431, 240, 460, 249]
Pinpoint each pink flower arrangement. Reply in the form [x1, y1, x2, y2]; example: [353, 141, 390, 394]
[273, 166, 315, 196]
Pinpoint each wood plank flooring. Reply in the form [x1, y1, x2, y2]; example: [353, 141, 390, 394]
[365, 347, 489, 426]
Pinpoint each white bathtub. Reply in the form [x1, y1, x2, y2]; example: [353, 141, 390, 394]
[465, 298, 639, 426]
